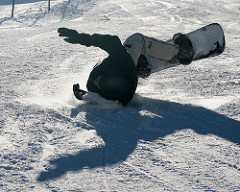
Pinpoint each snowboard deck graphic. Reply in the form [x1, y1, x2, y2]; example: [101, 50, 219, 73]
[150, 23, 225, 73]
[187, 23, 225, 61]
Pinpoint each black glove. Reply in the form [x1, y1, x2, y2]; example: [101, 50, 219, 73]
[73, 84, 87, 100]
[58, 28, 92, 46]
[58, 28, 79, 44]
[73, 83, 80, 92]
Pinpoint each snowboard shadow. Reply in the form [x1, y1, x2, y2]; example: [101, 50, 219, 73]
[37, 95, 240, 182]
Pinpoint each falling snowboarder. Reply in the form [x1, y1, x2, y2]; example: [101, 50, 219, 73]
[58, 23, 225, 106]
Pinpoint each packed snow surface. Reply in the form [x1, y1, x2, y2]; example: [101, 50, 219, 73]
[1, 0, 240, 191]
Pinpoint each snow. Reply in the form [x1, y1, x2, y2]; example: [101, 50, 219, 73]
[1, 0, 240, 191]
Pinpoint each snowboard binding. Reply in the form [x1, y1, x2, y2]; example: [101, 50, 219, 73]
[172, 33, 195, 65]
[136, 55, 152, 78]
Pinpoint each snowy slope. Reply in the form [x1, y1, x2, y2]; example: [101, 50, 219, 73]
[1, 0, 240, 191]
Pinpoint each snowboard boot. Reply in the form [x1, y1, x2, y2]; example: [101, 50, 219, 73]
[173, 33, 195, 65]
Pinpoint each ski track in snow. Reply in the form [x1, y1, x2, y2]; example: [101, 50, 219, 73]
[1, 0, 240, 191]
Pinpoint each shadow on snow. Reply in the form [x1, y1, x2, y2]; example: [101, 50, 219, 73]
[37, 95, 240, 182]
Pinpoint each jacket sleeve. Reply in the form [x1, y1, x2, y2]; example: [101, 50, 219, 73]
[78, 33, 124, 54]
[58, 28, 124, 54]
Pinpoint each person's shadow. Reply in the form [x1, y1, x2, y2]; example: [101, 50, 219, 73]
[37, 95, 240, 182]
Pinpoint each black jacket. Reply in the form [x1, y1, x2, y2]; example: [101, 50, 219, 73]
[82, 34, 138, 106]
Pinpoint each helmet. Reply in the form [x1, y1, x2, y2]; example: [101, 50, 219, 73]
[94, 70, 132, 99]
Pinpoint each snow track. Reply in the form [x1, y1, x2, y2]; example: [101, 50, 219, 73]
[1, 0, 240, 191]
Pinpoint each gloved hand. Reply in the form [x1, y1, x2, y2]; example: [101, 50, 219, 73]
[73, 84, 87, 100]
[58, 28, 79, 44]
[58, 28, 92, 46]
[73, 83, 80, 92]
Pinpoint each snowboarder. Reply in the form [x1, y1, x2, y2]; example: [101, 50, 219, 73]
[58, 24, 224, 106]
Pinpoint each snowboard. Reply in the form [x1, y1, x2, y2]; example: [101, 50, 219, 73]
[150, 23, 225, 73]
[186, 23, 225, 61]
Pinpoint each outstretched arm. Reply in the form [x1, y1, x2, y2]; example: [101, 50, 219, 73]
[58, 28, 123, 54]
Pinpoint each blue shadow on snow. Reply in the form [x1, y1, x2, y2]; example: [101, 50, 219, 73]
[37, 95, 240, 182]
